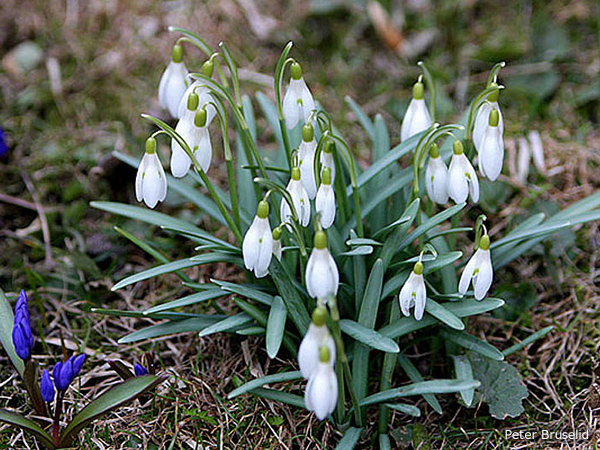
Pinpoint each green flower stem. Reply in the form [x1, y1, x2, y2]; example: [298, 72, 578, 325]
[329, 298, 363, 427]
[218, 42, 242, 109]
[378, 301, 400, 436]
[486, 61, 506, 87]
[274, 43, 295, 168]
[279, 117, 293, 170]
[169, 27, 212, 56]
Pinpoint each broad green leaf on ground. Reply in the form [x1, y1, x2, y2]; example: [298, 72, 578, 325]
[0, 289, 24, 376]
[335, 427, 363, 450]
[339, 319, 399, 353]
[266, 296, 287, 359]
[212, 279, 274, 306]
[0, 409, 54, 448]
[269, 258, 310, 334]
[467, 352, 528, 419]
[452, 355, 475, 407]
[198, 313, 253, 337]
[441, 328, 504, 361]
[425, 299, 465, 330]
[384, 403, 421, 417]
[360, 379, 480, 406]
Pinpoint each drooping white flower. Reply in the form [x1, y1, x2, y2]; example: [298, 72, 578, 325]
[315, 167, 336, 229]
[135, 137, 167, 209]
[473, 88, 504, 150]
[401, 81, 432, 142]
[280, 167, 311, 227]
[272, 227, 283, 261]
[320, 141, 336, 183]
[304, 346, 338, 421]
[282, 62, 316, 129]
[298, 124, 318, 199]
[476, 109, 504, 181]
[425, 143, 448, 204]
[459, 234, 493, 300]
[305, 231, 339, 299]
[298, 307, 336, 379]
[447, 140, 479, 204]
[158, 44, 189, 118]
[242, 200, 273, 278]
[177, 81, 217, 122]
[399, 261, 427, 320]
[171, 104, 212, 177]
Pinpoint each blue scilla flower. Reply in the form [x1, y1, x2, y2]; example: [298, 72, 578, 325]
[0, 127, 8, 158]
[53, 354, 86, 392]
[134, 363, 148, 376]
[41, 369, 55, 403]
[12, 290, 33, 361]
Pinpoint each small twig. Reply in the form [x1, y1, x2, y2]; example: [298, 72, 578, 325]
[0, 192, 38, 210]
[20, 168, 54, 268]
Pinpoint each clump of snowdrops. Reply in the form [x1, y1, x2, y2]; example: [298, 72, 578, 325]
[92, 27, 600, 446]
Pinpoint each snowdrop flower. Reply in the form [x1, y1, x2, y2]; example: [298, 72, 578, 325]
[399, 261, 427, 320]
[298, 124, 318, 198]
[459, 234, 493, 300]
[476, 109, 504, 181]
[282, 62, 316, 129]
[135, 137, 167, 209]
[171, 101, 212, 177]
[298, 307, 336, 379]
[315, 167, 336, 229]
[305, 231, 339, 299]
[425, 143, 448, 204]
[304, 345, 338, 420]
[320, 140, 335, 183]
[447, 140, 479, 204]
[473, 88, 504, 150]
[272, 227, 283, 261]
[401, 81, 432, 142]
[177, 82, 216, 123]
[158, 44, 189, 118]
[242, 200, 273, 278]
[280, 167, 311, 227]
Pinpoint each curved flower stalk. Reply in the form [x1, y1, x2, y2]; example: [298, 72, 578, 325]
[424, 143, 448, 204]
[171, 100, 212, 177]
[135, 137, 168, 209]
[459, 234, 494, 300]
[304, 345, 338, 420]
[298, 124, 318, 198]
[401, 80, 432, 142]
[282, 62, 316, 129]
[473, 87, 504, 150]
[315, 167, 336, 229]
[476, 109, 504, 181]
[158, 44, 189, 118]
[399, 261, 427, 320]
[280, 167, 311, 227]
[242, 200, 273, 278]
[305, 231, 339, 299]
[447, 140, 479, 204]
[298, 307, 336, 379]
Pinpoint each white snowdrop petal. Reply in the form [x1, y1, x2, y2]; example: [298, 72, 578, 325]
[458, 255, 477, 295]
[242, 219, 261, 271]
[195, 128, 212, 173]
[414, 279, 427, 321]
[448, 156, 469, 204]
[474, 251, 493, 300]
[254, 227, 273, 278]
[141, 166, 162, 209]
[299, 140, 318, 198]
[316, 185, 336, 229]
[401, 99, 431, 142]
[135, 156, 147, 202]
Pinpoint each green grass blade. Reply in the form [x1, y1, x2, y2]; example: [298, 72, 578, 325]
[441, 328, 504, 361]
[502, 325, 554, 357]
[118, 316, 225, 343]
[228, 371, 302, 399]
[144, 290, 227, 314]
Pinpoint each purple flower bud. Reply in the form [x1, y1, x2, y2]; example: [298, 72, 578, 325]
[0, 127, 7, 158]
[53, 362, 63, 388]
[72, 354, 86, 376]
[53, 360, 73, 392]
[41, 369, 55, 403]
[12, 324, 30, 360]
[12, 290, 33, 361]
[134, 363, 148, 376]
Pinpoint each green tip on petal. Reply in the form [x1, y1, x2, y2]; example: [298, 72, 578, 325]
[291, 167, 301, 181]
[314, 230, 327, 249]
[291, 62, 302, 80]
[302, 124, 314, 142]
[272, 227, 282, 240]
[195, 108, 207, 127]
[187, 92, 199, 111]
[172, 44, 183, 63]
[453, 140, 464, 155]
[429, 143, 440, 158]
[489, 109, 500, 127]
[145, 137, 156, 154]
[318, 345, 331, 363]
[312, 306, 328, 327]
[257, 200, 269, 219]
[414, 261, 424, 275]
[323, 140, 333, 154]
[479, 234, 490, 250]
[413, 82, 424, 100]
[321, 167, 332, 185]
[202, 60, 214, 77]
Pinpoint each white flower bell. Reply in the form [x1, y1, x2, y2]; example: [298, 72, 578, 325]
[315, 167, 336, 229]
[425, 143, 448, 204]
[459, 234, 493, 300]
[242, 200, 273, 278]
[158, 44, 189, 118]
[399, 261, 427, 320]
[320, 140, 336, 183]
[473, 87, 504, 150]
[280, 167, 311, 227]
[176, 61, 217, 121]
[448, 140, 479, 204]
[272, 227, 283, 261]
[401, 81, 432, 142]
[476, 109, 504, 181]
[135, 137, 167, 209]
[282, 62, 316, 129]
[305, 231, 339, 299]
[304, 345, 338, 421]
[298, 307, 336, 379]
[298, 124, 318, 199]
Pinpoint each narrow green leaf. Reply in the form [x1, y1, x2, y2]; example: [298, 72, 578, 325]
[236, 326, 265, 336]
[266, 297, 287, 359]
[212, 279, 274, 306]
[228, 371, 302, 399]
[345, 96, 375, 141]
[452, 355, 475, 407]
[360, 379, 481, 406]
[59, 375, 164, 446]
[380, 199, 420, 268]
[0, 289, 24, 376]
[502, 325, 554, 357]
[425, 299, 464, 330]
[160, 225, 239, 251]
[397, 353, 442, 414]
[118, 316, 225, 343]
[340, 319, 399, 353]
[256, 91, 285, 152]
[346, 238, 382, 247]
[249, 387, 305, 408]
[384, 403, 421, 417]
[0, 409, 54, 448]
[339, 246, 373, 256]
[144, 290, 227, 314]
[335, 427, 363, 450]
[198, 313, 253, 337]
[92, 308, 200, 320]
[379, 434, 391, 450]
[269, 258, 310, 334]
[441, 328, 504, 361]
[114, 226, 170, 265]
